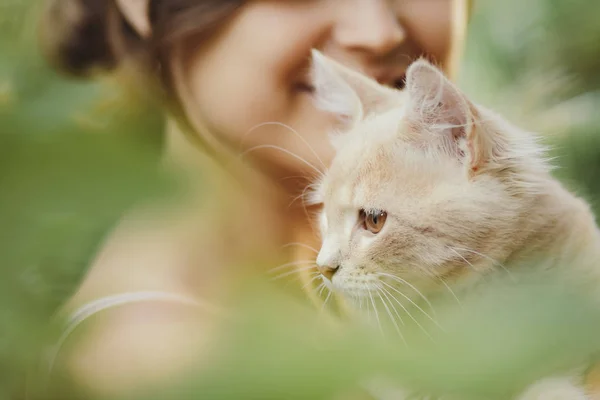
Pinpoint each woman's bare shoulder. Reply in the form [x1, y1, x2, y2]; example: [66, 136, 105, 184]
[64, 201, 226, 314]
[59, 298, 221, 397]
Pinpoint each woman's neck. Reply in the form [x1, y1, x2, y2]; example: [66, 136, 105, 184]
[162, 118, 320, 266]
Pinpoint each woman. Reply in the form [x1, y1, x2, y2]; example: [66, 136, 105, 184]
[40, 0, 471, 396]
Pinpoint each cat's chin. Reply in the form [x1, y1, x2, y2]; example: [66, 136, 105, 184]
[344, 289, 375, 300]
[330, 280, 381, 299]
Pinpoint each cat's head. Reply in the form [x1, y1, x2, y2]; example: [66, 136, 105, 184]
[309, 50, 549, 299]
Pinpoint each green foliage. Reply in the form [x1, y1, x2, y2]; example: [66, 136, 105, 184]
[461, 0, 600, 216]
[1, 0, 600, 399]
[129, 272, 600, 400]
[0, 2, 169, 398]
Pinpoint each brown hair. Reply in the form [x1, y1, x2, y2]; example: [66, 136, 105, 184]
[39, 0, 247, 167]
[40, 0, 244, 87]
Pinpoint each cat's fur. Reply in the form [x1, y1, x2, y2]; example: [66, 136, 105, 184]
[308, 50, 600, 399]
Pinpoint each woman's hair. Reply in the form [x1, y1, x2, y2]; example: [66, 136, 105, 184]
[40, 0, 244, 84]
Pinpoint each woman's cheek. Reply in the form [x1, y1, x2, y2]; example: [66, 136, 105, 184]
[402, 3, 453, 62]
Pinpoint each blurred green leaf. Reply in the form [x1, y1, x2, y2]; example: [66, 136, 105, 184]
[133, 272, 600, 400]
[0, 2, 171, 397]
[1, 0, 600, 399]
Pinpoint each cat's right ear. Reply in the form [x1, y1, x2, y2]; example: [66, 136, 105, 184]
[310, 50, 399, 130]
[115, 0, 151, 38]
[404, 59, 491, 174]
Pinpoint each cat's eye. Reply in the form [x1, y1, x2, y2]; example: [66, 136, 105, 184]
[359, 209, 388, 234]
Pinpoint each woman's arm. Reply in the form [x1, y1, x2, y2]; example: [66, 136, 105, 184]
[61, 300, 218, 398]
[53, 203, 227, 398]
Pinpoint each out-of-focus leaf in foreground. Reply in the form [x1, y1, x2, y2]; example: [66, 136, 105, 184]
[0, 2, 172, 397]
[134, 271, 600, 400]
[1, 0, 600, 399]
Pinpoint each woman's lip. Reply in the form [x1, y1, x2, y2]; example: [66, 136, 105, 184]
[393, 74, 407, 90]
[294, 81, 315, 93]
[374, 71, 407, 89]
[295, 71, 406, 94]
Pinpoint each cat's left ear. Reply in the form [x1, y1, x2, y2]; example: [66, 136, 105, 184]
[405, 60, 489, 173]
[310, 50, 399, 130]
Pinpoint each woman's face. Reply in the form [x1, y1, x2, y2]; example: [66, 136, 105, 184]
[172, 0, 457, 189]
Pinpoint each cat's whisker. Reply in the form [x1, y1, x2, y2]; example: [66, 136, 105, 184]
[445, 247, 489, 283]
[375, 272, 436, 316]
[392, 53, 413, 64]
[270, 265, 317, 281]
[378, 286, 406, 326]
[313, 282, 326, 302]
[378, 284, 437, 342]
[240, 144, 324, 178]
[376, 289, 407, 345]
[365, 290, 373, 320]
[367, 286, 384, 335]
[281, 242, 319, 254]
[438, 277, 462, 307]
[378, 280, 442, 331]
[300, 186, 321, 234]
[301, 273, 323, 290]
[448, 247, 478, 271]
[452, 246, 516, 282]
[241, 121, 327, 170]
[317, 282, 327, 297]
[321, 290, 332, 312]
[268, 260, 316, 273]
[282, 271, 320, 289]
[288, 183, 317, 208]
[279, 175, 313, 182]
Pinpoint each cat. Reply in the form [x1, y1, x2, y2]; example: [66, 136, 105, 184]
[307, 49, 600, 400]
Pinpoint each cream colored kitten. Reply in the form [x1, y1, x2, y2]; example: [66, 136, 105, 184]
[308, 50, 600, 400]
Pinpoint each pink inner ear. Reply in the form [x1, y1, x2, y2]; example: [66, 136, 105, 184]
[310, 49, 404, 133]
[405, 60, 479, 168]
[310, 50, 364, 129]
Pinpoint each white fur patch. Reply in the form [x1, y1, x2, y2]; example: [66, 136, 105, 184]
[516, 377, 588, 400]
[310, 49, 362, 126]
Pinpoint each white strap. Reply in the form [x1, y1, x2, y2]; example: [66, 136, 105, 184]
[45, 291, 219, 376]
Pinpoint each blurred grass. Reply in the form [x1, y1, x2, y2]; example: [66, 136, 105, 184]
[126, 272, 600, 400]
[1, 0, 600, 399]
[460, 0, 600, 216]
[0, 2, 170, 398]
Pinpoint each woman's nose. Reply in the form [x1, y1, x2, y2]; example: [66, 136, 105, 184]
[332, 0, 405, 57]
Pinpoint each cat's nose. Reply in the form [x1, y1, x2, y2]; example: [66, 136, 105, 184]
[316, 263, 339, 281]
[316, 240, 340, 280]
